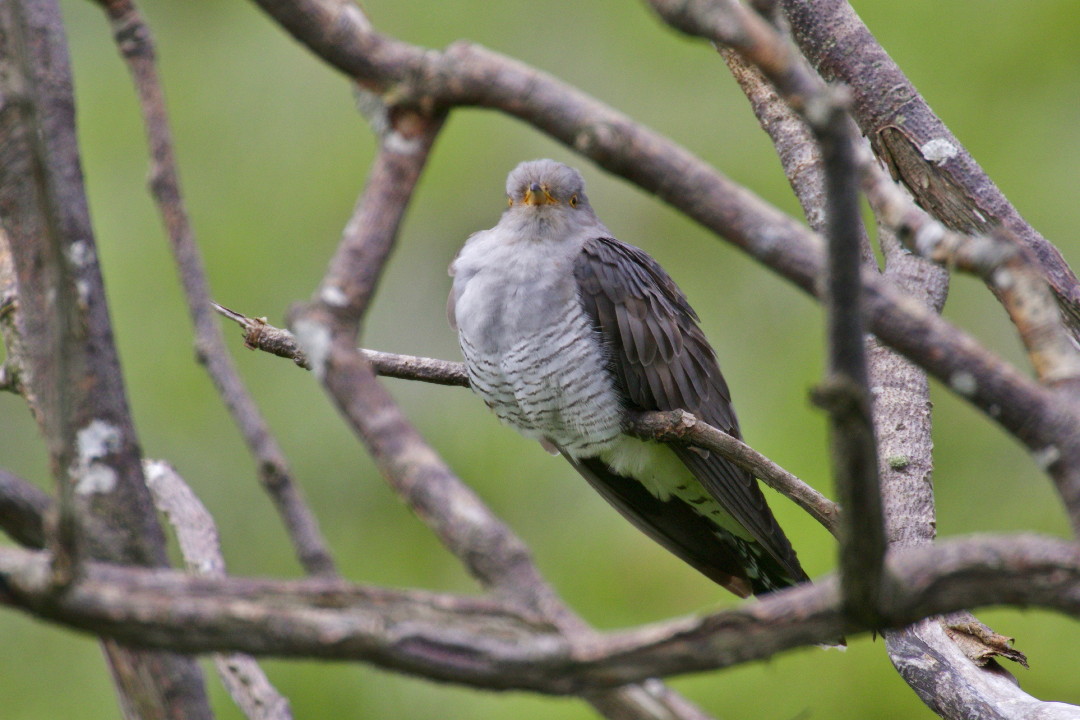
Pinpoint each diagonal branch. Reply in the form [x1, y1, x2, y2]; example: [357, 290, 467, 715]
[778, 0, 1080, 340]
[285, 93, 717, 720]
[144, 460, 292, 720]
[626, 410, 840, 533]
[213, 306, 840, 535]
[90, 0, 337, 579]
[860, 155, 1080, 394]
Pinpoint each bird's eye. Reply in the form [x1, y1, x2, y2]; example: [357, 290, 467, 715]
[569, 194, 579, 208]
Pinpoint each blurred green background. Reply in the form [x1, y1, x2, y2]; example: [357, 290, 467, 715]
[2, 0, 1078, 717]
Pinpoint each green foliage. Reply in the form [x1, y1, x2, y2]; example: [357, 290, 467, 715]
[1, 0, 1078, 717]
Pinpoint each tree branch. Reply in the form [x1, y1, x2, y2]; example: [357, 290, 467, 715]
[625, 410, 840, 534]
[1, 534, 1076, 691]
[284, 91, 720, 720]
[778, 0, 1080, 340]
[213, 306, 841, 535]
[648, 0, 886, 627]
[0, 0, 211, 715]
[698, 9, 1068, 715]
[860, 155, 1080, 394]
[0, 469, 51, 549]
[91, 0, 337, 579]
[144, 460, 291, 720]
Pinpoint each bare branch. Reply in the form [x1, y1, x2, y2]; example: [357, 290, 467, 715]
[887, 619, 1080, 720]
[283, 91, 717, 720]
[0, 0, 211, 715]
[1, 534, 1076, 690]
[647, 0, 886, 629]
[778, 0, 1080, 340]
[144, 460, 292, 720]
[861, 157, 1080, 393]
[866, 196, 1036, 716]
[214, 302, 471, 386]
[213, 303, 313, 369]
[626, 410, 840, 535]
[721, 50, 829, 233]
[91, 0, 336, 579]
[809, 80, 884, 627]
[357, 347, 470, 387]
[686, 9, 1070, 715]
[213, 304, 840, 535]
[305, 102, 447, 328]
[0, 469, 51, 549]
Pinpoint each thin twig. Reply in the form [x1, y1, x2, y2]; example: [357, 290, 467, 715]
[214, 305, 840, 535]
[626, 410, 840, 535]
[215, 302, 471, 385]
[91, 0, 338, 578]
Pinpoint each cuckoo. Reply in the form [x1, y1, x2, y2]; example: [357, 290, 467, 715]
[449, 159, 808, 597]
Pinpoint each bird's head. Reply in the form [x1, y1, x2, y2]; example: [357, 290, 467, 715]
[504, 159, 591, 214]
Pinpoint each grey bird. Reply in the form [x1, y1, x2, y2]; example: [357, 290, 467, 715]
[448, 159, 808, 597]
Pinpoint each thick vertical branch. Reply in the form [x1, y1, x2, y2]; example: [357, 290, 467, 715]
[647, 0, 886, 629]
[0, 1, 212, 717]
[710, 8, 1070, 715]
[812, 103, 886, 624]
[91, 0, 337, 578]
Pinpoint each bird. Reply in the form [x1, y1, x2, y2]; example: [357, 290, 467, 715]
[448, 159, 809, 598]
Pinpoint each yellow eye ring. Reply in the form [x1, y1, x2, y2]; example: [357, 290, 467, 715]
[569, 194, 579, 208]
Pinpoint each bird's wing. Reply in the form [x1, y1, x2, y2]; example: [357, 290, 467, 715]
[563, 452, 753, 597]
[574, 236, 806, 583]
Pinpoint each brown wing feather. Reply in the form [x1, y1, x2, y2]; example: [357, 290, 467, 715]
[574, 236, 806, 583]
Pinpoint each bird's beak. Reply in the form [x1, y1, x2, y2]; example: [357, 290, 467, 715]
[523, 182, 556, 206]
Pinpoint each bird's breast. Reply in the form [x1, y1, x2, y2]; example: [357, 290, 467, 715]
[454, 252, 624, 456]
